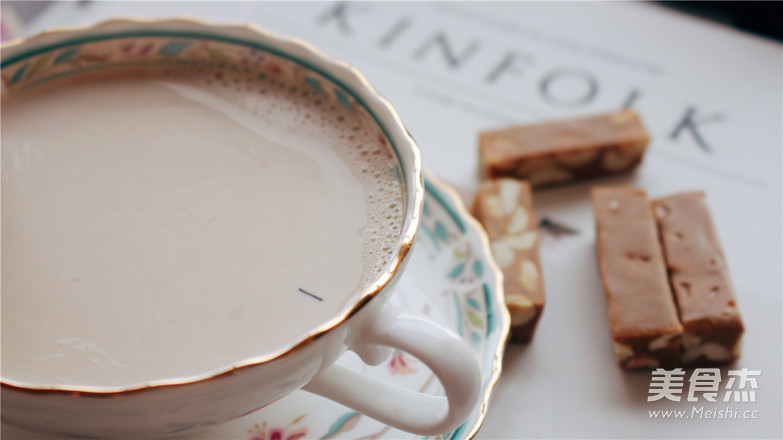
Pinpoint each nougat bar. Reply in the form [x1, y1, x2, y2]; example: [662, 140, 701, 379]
[479, 110, 650, 188]
[472, 179, 545, 343]
[652, 192, 743, 365]
[592, 187, 682, 369]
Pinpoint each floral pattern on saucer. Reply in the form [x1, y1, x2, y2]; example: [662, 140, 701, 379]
[248, 417, 309, 440]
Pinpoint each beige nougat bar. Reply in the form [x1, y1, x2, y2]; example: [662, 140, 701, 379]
[472, 179, 545, 343]
[592, 187, 682, 369]
[479, 110, 650, 188]
[652, 192, 744, 366]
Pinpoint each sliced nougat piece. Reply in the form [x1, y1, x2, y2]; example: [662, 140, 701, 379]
[652, 192, 743, 366]
[472, 179, 545, 343]
[592, 187, 682, 369]
[479, 110, 650, 188]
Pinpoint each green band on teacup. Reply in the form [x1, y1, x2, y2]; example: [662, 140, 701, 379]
[2, 28, 407, 185]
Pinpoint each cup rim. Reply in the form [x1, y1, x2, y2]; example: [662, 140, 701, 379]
[0, 17, 424, 395]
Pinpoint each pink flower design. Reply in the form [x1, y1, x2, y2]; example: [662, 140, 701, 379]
[388, 351, 418, 375]
[248, 417, 308, 440]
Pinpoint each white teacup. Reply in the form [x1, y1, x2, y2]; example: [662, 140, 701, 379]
[0, 19, 480, 438]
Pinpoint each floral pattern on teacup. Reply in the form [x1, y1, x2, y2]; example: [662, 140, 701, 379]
[3, 34, 364, 123]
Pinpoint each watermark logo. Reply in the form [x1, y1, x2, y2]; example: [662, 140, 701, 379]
[647, 368, 761, 420]
[647, 368, 761, 402]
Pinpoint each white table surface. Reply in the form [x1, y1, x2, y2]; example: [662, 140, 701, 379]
[4, 2, 782, 439]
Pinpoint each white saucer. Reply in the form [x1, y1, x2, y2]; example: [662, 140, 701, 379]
[1, 171, 509, 440]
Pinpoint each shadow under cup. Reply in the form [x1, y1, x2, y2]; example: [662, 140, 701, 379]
[1, 20, 427, 438]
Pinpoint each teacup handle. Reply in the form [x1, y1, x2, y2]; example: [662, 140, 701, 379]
[302, 304, 481, 435]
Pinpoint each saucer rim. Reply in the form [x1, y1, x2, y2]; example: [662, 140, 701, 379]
[422, 169, 510, 440]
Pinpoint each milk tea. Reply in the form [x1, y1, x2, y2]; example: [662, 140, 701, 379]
[1, 66, 406, 387]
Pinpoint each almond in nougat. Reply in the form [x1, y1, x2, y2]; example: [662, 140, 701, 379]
[592, 187, 682, 369]
[479, 110, 650, 188]
[652, 192, 743, 366]
[472, 179, 545, 343]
